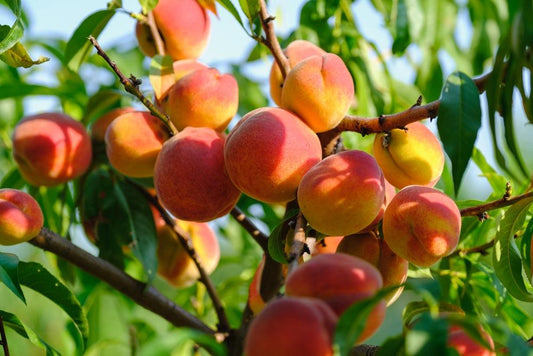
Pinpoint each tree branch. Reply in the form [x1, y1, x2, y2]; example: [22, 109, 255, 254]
[258, 0, 290, 79]
[133, 184, 231, 335]
[334, 69, 494, 135]
[0, 315, 10, 356]
[230, 207, 269, 252]
[460, 191, 533, 218]
[287, 212, 307, 275]
[88, 36, 176, 136]
[29, 228, 213, 335]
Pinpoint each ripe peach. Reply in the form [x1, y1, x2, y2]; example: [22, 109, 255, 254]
[136, 0, 210, 60]
[311, 236, 344, 256]
[281, 53, 354, 133]
[150, 59, 208, 104]
[358, 178, 396, 233]
[285, 253, 385, 343]
[225, 107, 322, 204]
[337, 233, 408, 305]
[373, 121, 445, 189]
[297, 150, 385, 236]
[105, 111, 169, 178]
[269, 40, 326, 106]
[91, 107, 135, 141]
[172, 59, 207, 81]
[382, 185, 461, 267]
[447, 324, 496, 356]
[165, 67, 238, 131]
[157, 218, 219, 288]
[12, 113, 92, 186]
[0, 189, 44, 245]
[154, 127, 241, 222]
[244, 297, 338, 356]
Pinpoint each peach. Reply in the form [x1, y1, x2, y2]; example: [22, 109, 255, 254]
[448, 324, 496, 356]
[382, 185, 461, 267]
[224, 107, 322, 204]
[373, 121, 445, 189]
[136, 0, 210, 60]
[297, 150, 385, 236]
[0, 189, 44, 245]
[244, 297, 338, 356]
[281, 53, 354, 133]
[154, 127, 241, 222]
[285, 253, 385, 343]
[12, 113, 92, 186]
[336, 233, 409, 305]
[172, 59, 207, 81]
[311, 236, 344, 256]
[248, 255, 266, 315]
[165, 67, 238, 131]
[105, 111, 169, 178]
[91, 107, 135, 141]
[150, 59, 207, 103]
[156, 218, 220, 288]
[269, 40, 326, 106]
[358, 178, 396, 233]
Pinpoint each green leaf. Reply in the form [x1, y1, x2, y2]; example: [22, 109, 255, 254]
[376, 335, 405, 356]
[391, 0, 410, 54]
[0, 41, 49, 68]
[114, 180, 158, 283]
[437, 71, 482, 196]
[0, 83, 67, 100]
[0, 310, 61, 355]
[18, 261, 89, 346]
[471, 147, 509, 193]
[239, 0, 260, 21]
[216, 0, 248, 34]
[140, 0, 158, 13]
[3, 0, 21, 15]
[521, 217, 533, 284]
[333, 286, 396, 356]
[0, 252, 25, 303]
[492, 196, 533, 301]
[82, 89, 123, 126]
[64, 9, 116, 71]
[405, 313, 448, 356]
[0, 20, 24, 54]
[267, 209, 299, 264]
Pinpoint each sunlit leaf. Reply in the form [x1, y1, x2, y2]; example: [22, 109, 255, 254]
[0, 252, 25, 303]
[149, 54, 175, 101]
[492, 196, 533, 301]
[140, 0, 158, 13]
[216, 0, 248, 34]
[0, 41, 49, 68]
[0, 21, 24, 55]
[438, 71, 482, 196]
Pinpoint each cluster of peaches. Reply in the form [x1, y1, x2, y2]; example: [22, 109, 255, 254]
[0, 0, 496, 354]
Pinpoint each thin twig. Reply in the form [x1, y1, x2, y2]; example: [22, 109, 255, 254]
[147, 11, 165, 56]
[133, 183, 231, 335]
[88, 36, 176, 136]
[30, 228, 213, 334]
[0, 315, 9, 356]
[230, 207, 269, 252]
[287, 212, 307, 275]
[258, 0, 290, 79]
[460, 191, 533, 217]
[335, 69, 493, 135]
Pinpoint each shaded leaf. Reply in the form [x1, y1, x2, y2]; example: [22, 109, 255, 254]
[64, 10, 116, 71]
[405, 313, 448, 356]
[492, 196, 533, 301]
[0, 310, 60, 355]
[18, 261, 89, 346]
[0, 252, 25, 303]
[438, 71, 482, 196]
[521, 217, 533, 284]
[391, 0, 410, 54]
[0, 41, 49, 68]
[267, 209, 299, 264]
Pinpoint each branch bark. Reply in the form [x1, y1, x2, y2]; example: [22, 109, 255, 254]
[29, 228, 213, 335]
[230, 207, 269, 252]
[258, 0, 290, 79]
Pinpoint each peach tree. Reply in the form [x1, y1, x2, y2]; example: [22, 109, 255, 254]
[0, 0, 532, 355]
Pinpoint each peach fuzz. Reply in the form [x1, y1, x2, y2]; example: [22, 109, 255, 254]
[337, 233, 408, 305]
[244, 297, 338, 356]
[285, 253, 385, 343]
[136, 0, 210, 60]
[447, 325, 496, 356]
[165, 67, 238, 131]
[382, 185, 461, 267]
[373, 121, 445, 189]
[91, 107, 135, 141]
[224, 107, 322, 204]
[281, 53, 354, 133]
[0, 189, 44, 246]
[269, 40, 326, 106]
[154, 127, 241, 222]
[156, 219, 220, 288]
[297, 150, 385, 236]
[105, 111, 169, 178]
[12, 113, 92, 187]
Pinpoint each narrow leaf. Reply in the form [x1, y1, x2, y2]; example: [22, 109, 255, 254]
[391, 0, 410, 54]
[0, 310, 61, 355]
[114, 180, 158, 283]
[521, 217, 533, 284]
[267, 209, 299, 264]
[492, 196, 533, 301]
[0, 252, 25, 303]
[471, 147, 508, 193]
[0, 20, 24, 54]
[216, 0, 248, 34]
[437, 71, 482, 195]
[18, 261, 89, 345]
[3, 0, 21, 15]
[64, 10, 116, 71]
